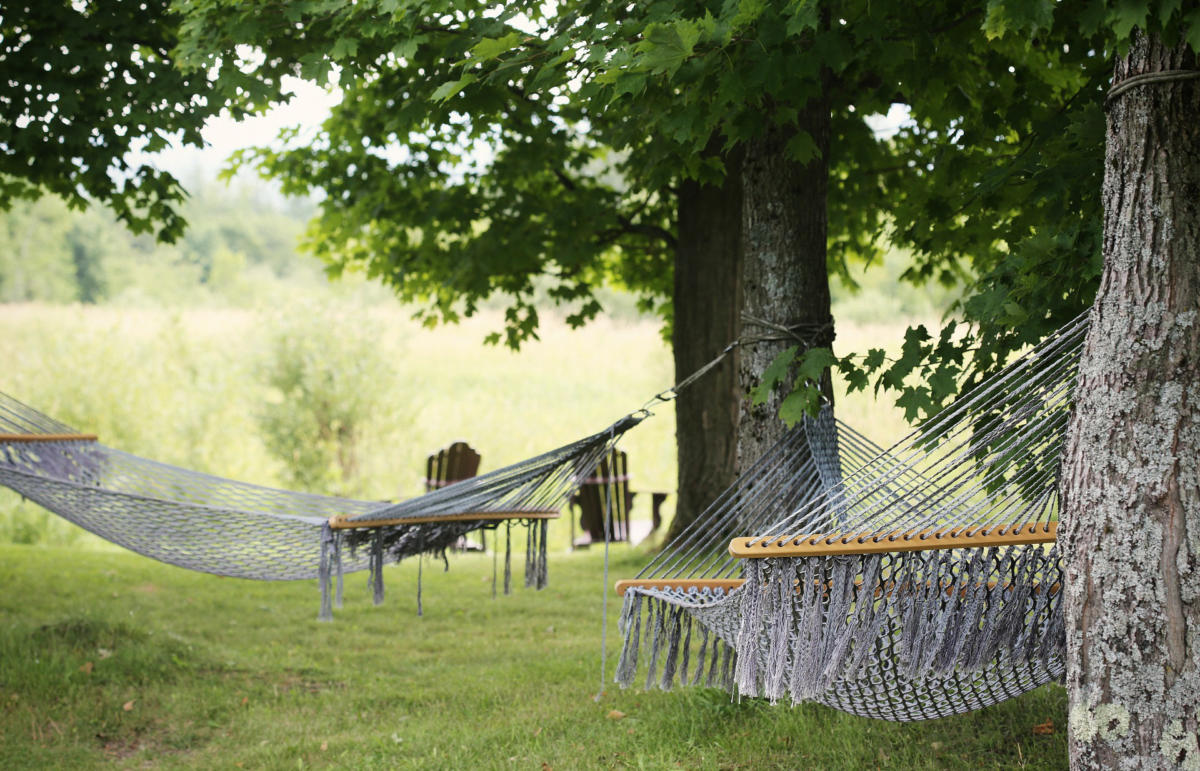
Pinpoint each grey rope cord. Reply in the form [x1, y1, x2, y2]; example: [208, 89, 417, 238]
[641, 415, 898, 581]
[639, 341, 740, 413]
[635, 317, 838, 416]
[1107, 69, 1200, 104]
[742, 312, 1088, 546]
[504, 521, 512, 595]
[595, 428, 618, 701]
[636, 418, 894, 581]
[739, 312, 835, 346]
[739, 314, 1089, 547]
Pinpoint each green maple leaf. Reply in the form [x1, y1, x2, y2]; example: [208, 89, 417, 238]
[779, 387, 821, 425]
[750, 345, 798, 405]
[636, 20, 701, 77]
[431, 73, 477, 102]
[472, 32, 524, 62]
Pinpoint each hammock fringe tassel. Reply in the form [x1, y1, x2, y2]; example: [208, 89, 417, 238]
[613, 545, 1064, 707]
[614, 590, 738, 694]
[729, 546, 1065, 705]
[319, 518, 553, 619]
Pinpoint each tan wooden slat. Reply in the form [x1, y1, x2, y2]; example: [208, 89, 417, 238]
[328, 509, 559, 530]
[616, 576, 1060, 600]
[614, 578, 745, 596]
[729, 521, 1057, 558]
[0, 433, 98, 443]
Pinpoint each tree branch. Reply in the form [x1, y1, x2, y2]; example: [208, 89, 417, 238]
[598, 216, 676, 249]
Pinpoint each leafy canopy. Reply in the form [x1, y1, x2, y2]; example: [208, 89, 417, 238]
[178, 0, 1116, 419]
[0, 1, 284, 241]
[13, 1, 1194, 421]
[173, 5, 1032, 335]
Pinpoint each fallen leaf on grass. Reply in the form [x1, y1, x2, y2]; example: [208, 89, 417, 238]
[241, 697, 249, 705]
[606, 710, 626, 721]
[320, 741, 328, 751]
[122, 701, 134, 712]
[79, 662, 94, 674]
[541, 764, 552, 771]
[1033, 720, 1054, 735]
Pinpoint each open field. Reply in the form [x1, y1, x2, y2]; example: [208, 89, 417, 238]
[0, 302, 917, 549]
[0, 544, 1067, 770]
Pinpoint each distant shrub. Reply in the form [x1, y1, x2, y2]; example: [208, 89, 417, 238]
[257, 306, 405, 498]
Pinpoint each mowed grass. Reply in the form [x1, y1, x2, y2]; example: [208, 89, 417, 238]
[0, 544, 1067, 770]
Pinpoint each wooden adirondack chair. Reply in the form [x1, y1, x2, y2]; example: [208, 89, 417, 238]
[425, 441, 483, 551]
[425, 441, 481, 492]
[570, 448, 668, 548]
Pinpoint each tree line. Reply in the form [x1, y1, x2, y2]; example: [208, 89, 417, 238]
[0, 181, 312, 305]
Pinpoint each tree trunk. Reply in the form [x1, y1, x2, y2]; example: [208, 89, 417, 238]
[667, 149, 743, 543]
[736, 105, 833, 472]
[1061, 30, 1200, 770]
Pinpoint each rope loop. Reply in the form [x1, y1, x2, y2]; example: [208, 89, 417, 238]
[740, 313, 835, 347]
[637, 340, 739, 414]
[1106, 69, 1200, 105]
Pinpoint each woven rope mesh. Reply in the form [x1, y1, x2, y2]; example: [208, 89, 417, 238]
[0, 392, 637, 589]
[616, 315, 1087, 721]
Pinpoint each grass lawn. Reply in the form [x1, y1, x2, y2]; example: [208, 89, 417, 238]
[0, 542, 1068, 769]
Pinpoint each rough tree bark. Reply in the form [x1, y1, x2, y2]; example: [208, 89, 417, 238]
[736, 104, 833, 472]
[667, 149, 743, 543]
[1060, 30, 1200, 770]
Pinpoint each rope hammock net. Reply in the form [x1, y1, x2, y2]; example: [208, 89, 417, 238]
[613, 314, 1087, 721]
[0, 391, 641, 618]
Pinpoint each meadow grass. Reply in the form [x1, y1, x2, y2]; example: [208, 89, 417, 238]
[0, 543, 1067, 770]
[0, 303, 915, 550]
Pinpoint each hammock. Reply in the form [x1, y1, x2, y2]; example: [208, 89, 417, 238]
[613, 314, 1086, 721]
[0, 391, 640, 618]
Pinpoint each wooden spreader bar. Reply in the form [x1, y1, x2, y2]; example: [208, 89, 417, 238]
[616, 576, 1059, 600]
[328, 509, 559, 530]
[614, 578, 745, 596]
[0, 433, 98, 443]
[729, 521, 1057, 559]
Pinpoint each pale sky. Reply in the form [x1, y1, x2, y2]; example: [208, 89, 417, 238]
[138, 77, 340, 181]
[139, 79, 910, 183]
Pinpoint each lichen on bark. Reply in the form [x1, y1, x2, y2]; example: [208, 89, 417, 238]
[1060, 29, 1200, 771]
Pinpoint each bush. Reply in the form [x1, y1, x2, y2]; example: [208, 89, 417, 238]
[257, 306, 409, 498]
